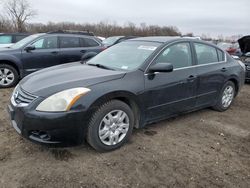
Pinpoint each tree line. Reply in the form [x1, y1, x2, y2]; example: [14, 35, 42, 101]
[0, 18, 181, 37]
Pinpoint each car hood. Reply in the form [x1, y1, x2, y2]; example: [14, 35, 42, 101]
[0, 47, 19, 54]
[238, 35, 250, 54]
[0, 44, 13, 48]
[20, 62, 126, 97]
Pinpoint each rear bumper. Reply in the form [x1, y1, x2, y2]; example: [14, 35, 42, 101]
[7, 104, 89, 145]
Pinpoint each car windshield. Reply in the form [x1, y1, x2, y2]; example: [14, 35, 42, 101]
[88, 41, 161, 71]
[102, 36, 123, 46]
[11, 34, 44, 49]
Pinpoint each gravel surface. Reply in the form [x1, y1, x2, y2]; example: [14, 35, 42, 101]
[0, 85, 249, 188]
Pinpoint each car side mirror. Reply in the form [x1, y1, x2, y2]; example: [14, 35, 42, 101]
[81, 52, 98, 63]
[149, 63, 174, 73]
[24, 45, 35, 52]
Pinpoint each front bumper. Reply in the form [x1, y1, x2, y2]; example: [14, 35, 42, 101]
[7, 103, 89, 145]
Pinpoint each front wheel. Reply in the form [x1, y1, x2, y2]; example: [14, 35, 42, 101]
[213, 81, 235, 112]
[87, 100, 134, 152]
[0, 64, 19, 88]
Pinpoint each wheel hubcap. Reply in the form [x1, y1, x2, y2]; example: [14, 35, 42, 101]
[0, 68, 14, 86]
[222, 85, 234, 108]
[98, 110, 129, 146]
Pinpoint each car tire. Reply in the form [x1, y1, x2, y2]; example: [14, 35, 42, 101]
[0, 64, 19, 88]
[87, 100, 134, 152]
[212, 81, 235, 112]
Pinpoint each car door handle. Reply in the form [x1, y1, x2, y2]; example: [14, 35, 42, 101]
[221, 67, 227, 72]
[51, 51, 59, 54]
[187, 75, 197, 82]
[80, 50, 86, 53]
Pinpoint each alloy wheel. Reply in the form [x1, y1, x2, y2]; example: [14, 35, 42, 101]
[0, 68, 15, 86]
[98, 110, 130, 146]
[222, 85, 234, 108]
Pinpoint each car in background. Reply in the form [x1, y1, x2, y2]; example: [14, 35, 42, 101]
[102, 36, 138, 47]
[97, 36, 105, 41]
[8, 37, 245, 151]
[0, 30, 104, 88]
[217, 42, 241, 56]
[238, 35, 250, 81]
[0, 33, 30, 48]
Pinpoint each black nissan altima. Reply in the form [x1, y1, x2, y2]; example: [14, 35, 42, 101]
[8, 37, 245, 151]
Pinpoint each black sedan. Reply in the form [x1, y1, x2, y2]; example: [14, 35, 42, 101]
[8, 37, 245, 151]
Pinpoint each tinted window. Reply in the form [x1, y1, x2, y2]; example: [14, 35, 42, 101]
[60, 37, 80, 48]
[217, 49, 225, 61]
[194, 43, 218, 64]
[15, 35, 27, 42]
[155, 42, 192, 69]
[80, 38, 99, 47]
[32, 36, 58, 49]
[0, 35, 12, 44]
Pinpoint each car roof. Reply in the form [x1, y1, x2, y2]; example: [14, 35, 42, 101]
[130, 36, 221, 49]
[130, 36, 181, 43]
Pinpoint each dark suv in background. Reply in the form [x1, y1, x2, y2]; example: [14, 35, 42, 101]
[0, 31, 104, 88]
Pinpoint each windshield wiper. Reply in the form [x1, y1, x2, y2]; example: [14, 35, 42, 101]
[87, 63, 115, 70]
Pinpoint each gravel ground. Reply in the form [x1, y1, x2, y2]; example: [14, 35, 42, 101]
[0, 85, 249, 188]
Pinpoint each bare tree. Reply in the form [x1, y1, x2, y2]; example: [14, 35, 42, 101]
[4, 0, 36, 32]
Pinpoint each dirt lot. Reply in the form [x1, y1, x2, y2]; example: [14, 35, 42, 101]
[0, 85, 250, 188]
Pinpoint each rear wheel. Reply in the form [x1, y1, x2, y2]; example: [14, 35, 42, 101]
[87, 100, 134, 152]
[213, 81, 235, 112]
[0, 64, 19, 88]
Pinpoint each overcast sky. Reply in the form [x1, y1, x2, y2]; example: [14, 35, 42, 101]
[20, 0, 250, 37]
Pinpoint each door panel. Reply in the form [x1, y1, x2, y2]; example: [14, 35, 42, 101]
[143, 42, 198, 121]
[144, 68, 197, 121]
[21, 36, 60, 75]
[193, 42, 228, 107]
[21, 49, 61, 75]
[195, 62, 228, 106]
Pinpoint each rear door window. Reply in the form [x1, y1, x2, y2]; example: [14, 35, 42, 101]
[80, 38, 99, 47]
[60, 37, 80, 48]
[194, 43, 219, 65]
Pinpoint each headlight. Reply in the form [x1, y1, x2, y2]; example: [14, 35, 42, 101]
[36, 88, 91, 112]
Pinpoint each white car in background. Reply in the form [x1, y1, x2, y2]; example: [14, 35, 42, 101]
[0, 33, 30, 48]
